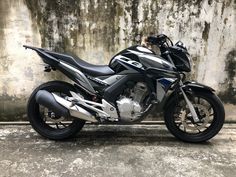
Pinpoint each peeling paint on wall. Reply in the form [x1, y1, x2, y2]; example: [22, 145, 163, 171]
[219, 50, 236, 104]
[0, 0, 236, 120]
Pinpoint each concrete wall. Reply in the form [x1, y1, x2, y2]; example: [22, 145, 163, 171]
[0, 0, 235, 121]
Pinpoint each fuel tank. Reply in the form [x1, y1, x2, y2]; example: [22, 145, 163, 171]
[109, 45, 176, 73]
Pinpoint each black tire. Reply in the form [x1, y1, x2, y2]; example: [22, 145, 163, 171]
[164, 92, 225, 143]
[27, 81, 85, 140]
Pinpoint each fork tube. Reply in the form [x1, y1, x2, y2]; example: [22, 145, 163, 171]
[179, 80, 200, 122]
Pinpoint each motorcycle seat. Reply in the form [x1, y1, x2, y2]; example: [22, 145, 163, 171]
[45, 50, 115, 76]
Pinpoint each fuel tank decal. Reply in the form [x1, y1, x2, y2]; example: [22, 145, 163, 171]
[114, 55, 144, 70]
[128, 50, 173, 66]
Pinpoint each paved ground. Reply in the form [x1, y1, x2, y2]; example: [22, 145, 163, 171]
[0, 124, 236, 177]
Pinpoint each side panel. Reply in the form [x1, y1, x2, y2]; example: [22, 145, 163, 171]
[156, 78, 177, 102]
[96, 75, 124, 86]
[57, 61, 96, 94]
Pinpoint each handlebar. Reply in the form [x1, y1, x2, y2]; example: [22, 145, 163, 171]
[146, 34, 175, 65]
[146, 34, 173, 47]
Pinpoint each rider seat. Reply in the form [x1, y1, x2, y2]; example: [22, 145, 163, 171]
[45, 50, 115, 76]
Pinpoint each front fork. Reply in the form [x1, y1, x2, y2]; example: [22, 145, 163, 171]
[179, 80, 200, 123]
[165, 52, 200, 123]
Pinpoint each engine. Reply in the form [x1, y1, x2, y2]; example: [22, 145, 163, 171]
[116, 82, 149, 122]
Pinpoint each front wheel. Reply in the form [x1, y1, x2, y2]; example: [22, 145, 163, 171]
[164, 92, 225, 143]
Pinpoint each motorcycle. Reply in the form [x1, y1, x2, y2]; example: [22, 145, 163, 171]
[24, 34, 225, 143]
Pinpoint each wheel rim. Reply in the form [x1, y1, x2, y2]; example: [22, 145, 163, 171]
[37, 91, 75, 130]
[173, 95, 215, 134]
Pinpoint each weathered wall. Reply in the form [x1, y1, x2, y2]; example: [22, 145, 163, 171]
[0, 0, 235, 121]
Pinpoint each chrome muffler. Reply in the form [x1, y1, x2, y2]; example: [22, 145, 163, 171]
[35, 90, 98, 122]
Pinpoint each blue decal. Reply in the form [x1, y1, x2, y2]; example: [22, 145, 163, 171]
[158, 78, 175, 90]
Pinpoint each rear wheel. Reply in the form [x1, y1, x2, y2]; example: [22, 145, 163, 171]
[27, 81, 85, 140]
[164, 92, 225, 143]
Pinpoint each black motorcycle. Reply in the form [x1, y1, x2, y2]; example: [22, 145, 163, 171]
[24, 34, 225, 143]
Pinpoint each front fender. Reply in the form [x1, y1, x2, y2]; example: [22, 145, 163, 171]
[162, 81, 215, 110]
[182, 81, 215, 94]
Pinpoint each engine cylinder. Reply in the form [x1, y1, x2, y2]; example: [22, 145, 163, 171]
[116, 82, 148, 122]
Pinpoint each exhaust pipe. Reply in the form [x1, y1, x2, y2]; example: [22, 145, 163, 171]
[35, 90, 69, 118]
[35, 90, 97, 122]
